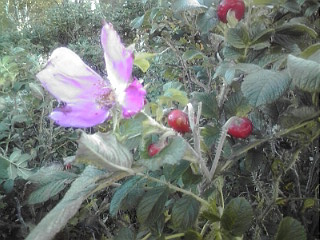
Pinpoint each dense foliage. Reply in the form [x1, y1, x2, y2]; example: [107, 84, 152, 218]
[0, 0, 319, 239]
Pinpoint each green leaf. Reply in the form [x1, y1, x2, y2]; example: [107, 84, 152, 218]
[225, 24, 250, 49]
[163, 81, 184, 91]
[299, 44, 320, 60]
[221, 197, 253, 236]
[241, 70, 291, 106]
[301, 198, 315, 212]
[114, 227, 135, 240]
[3, 179, 14, 193]
[201, 124, 220, 149]
[184, 230, 203, 240]
[162, 88, 189, 106]
[138, 136, 187, 171]
[172, 195, 201, 230]
[275, 23, 318, 39]
[130, 15, 145, 29]
[250, 28, 274, 50]
[134, 52, 157, 72]
[0, 155, 9, 179]
[201, 199, 221, 223]
[27, 165, 77, 204]
[163, 160, 190, 182]
[287, 54, 320, 92]
[275, 217, 307, 240]
[6, 150, 33, 180]
[196, 7, 218, 34]
[191, 92, 218, 118]
[120, 113, 147, 150]
[137, 186, 169, 226]
[25, 166, 108, 240]
[75, 131, 133, 173]
[224, 91, 251, 117]
[279, 106, 318, 128]
[173, 0, 207, 12]
[110, 176, 145, 216]
[182, 49, 205, 61]
[134, 58, 150, 73]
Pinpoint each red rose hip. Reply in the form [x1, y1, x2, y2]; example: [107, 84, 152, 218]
[148, 143, 162, 157]
[227, 117, 253, 139]
[217, 0, 245, 23]
[168, 109, 191, 134]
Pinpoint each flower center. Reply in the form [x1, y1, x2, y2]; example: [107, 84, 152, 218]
[96, 88, 116, 110]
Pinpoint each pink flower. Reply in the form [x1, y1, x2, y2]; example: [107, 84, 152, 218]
[36, 23, 146, 128]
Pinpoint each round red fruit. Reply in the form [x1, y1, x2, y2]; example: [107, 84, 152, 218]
[217, 0, 245, 23]
[168, 109, 191, 134]
[227, 117, 253, 139]
[148, 143, 162, 157]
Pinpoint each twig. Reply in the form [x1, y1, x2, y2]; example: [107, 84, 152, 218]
[209, 117, 237, 180]
[188, 103, 211, 181]
[14, 197, 27, 230]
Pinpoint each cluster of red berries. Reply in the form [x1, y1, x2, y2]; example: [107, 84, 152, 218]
[148, 108, 253, 157]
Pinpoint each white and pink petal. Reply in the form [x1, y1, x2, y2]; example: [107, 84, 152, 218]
[50, 102, 110, 128]
[101, 23, 133, 93]
[36, 47, 106, 104]
[121, 79, 146, 118]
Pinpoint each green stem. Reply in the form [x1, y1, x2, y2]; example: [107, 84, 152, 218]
[165, 233, 185, 239]
[137, 173, 209, 207]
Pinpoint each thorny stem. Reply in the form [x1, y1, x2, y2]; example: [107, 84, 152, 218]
[209, 116, 238, 180]
[188, 103, 211, 181]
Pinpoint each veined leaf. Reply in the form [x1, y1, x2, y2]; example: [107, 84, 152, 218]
[241, 70, 291, 106]
[279, 106, 319, 128]
[287, 54, 320, 92]
[110, 176, 145, 216]
[27, 165, 78, 204]
[275, 23, 318, 39]
[172, 195, 201, 230]
[221, 197, 253, 236]
[225, 24, 250, 49]
[201, 124, 220, 149]
[137, 186, 169, 226]
[191, 91, 218, 118]
[275, 217, 307, 240]
[26, 166, 107, 240]
[201, 199, 221, 223]
[182, 49, 205, 61]
[4, 150, 33, 180]
[75, 131, 133, 173]
[224, 91, 251, 117]
[163, 88, 189, 106]
[130, 15, 144, 29]
[196, 7, 218, 34]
